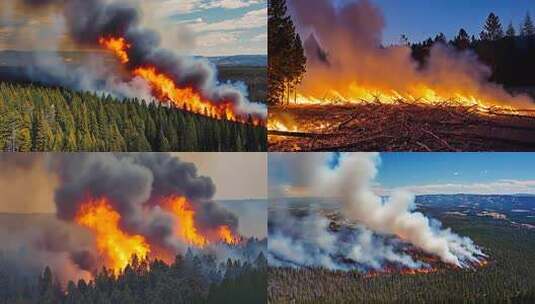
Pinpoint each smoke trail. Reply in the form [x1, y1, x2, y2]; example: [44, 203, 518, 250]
[7, 0, 267, 119]
[269, 153, 485, 268]
[288, 0, 533, 108]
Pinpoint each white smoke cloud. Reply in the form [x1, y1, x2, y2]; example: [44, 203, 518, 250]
[269, 152, 485, 268]
[268, 210, 423, 270]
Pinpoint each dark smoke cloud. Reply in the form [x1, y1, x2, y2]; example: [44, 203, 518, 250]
[131, 153, 216, 201]
[51, 153, 238, 251]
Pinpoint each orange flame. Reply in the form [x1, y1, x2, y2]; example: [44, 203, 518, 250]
[162, 196, 241, 247]
[217, 225, 241, 245]
[164, 196, 209, 248]
[99, 37, 130, 64]
[133, 66, 237, 121]
[75, 198, 150, 274]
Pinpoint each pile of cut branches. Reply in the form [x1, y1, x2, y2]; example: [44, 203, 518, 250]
[268, 100, 535, 151]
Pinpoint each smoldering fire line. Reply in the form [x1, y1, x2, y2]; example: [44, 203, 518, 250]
[11, 0, 266, 123]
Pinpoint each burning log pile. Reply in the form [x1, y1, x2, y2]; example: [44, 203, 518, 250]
[269, 100, 535, 151]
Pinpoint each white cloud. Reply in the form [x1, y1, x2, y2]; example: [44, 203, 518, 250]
[385, 179, 535, 195]
[201, 0, 264, 10]
[138, 0, 264, 16]
[191, 7, 267, 32]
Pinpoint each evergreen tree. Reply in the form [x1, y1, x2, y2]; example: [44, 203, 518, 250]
[268, 0, 307, 105]
[481, 13, 504, 40]
[0, 83, 265, 152]
[521, 12, 535, 36]
[434, 33, 447, 44]
[506, 21, 516, 37]
[453, 28, 470, 50]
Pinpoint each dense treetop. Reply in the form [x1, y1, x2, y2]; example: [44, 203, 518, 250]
[0, 83, 267, 152]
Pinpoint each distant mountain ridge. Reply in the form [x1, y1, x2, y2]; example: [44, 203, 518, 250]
[206, 55, 267, 67]
[0, 50, 267, 67]
[415, 194, 535, 211]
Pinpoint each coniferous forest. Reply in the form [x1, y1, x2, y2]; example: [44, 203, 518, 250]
[0, 251, 268, 304]
[268, 216, 535, 303]
[0, 83, 267, 152]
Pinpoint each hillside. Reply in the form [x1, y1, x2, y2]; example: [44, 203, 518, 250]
[0, 83, 267, 152]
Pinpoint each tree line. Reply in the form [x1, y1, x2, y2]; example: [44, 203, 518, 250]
[0, 82, 267, 152]
[268, 0, 307, 105]
[0, 251, 267, 304]
[411, 11, 535, 88]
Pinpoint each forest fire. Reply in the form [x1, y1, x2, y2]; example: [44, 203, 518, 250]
[269, 0, 535, 151]
[163, 196, 242, 248]
[74, 195, 243, 274]
[75, 198, 150, 274]
[99, 36, 263, 125]
[217, 225, 242, 245]
[133, 67, 237, 122]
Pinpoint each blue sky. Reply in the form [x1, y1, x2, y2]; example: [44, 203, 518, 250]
[369, 0, 535, 44]
[269, 153, 535, 196]
[153, 0, 267, 55]
[377, 153, 535, 188]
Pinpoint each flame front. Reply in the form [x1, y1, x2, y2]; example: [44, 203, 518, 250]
[133, 67, 236, 121]
[75, 198, 150, 274]
[98, 35, 263, 125]
[291, 84, 521, 114]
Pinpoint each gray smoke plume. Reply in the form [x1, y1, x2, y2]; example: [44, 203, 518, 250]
[9, 0, 267, 119]
[288, 0, 534, 108]
[269, 153, 485, 269]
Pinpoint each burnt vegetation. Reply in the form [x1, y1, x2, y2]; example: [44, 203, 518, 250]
[0, 251, 267, 304]
[0, 82, 267, 152]
[268, 214, 535, 303]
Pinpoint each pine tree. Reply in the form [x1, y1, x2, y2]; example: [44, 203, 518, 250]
[481, 13, 504, 40]
[453, 28, 470, 50]
[521, 12, 535, 36]
[269, 0, 307, 105]
[506, 21, 516, 37]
